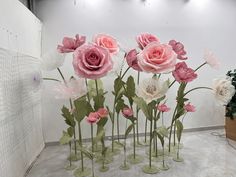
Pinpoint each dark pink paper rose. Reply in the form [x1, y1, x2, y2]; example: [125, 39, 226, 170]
[73, 44, 113, 79]
[169, 40, 187, 60]
[184, 103, 196, 112]
[122, 107, 133, 118]
[125, 49, 142, 71]
[93, 34, 119, 54]
[137, 42, 177, 73]
[172, 62, 197, 83]
[136, 33, 159, 49]
[57, 34, 86, 53]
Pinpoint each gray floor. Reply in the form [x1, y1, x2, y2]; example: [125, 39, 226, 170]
[26, 129, 236, 177]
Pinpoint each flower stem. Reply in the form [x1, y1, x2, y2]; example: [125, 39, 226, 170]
[133, 122, 136, 159]
[43, 78, 61, 82]
[57, 68, 66, 83]
[144, 118, 148, 143]
[136, 71, 140, 143]
[121, 67, 131, 79]
[78, 122, 84, 171]
[169, 80, 176, 88]
[195, 62, 207, 72]
[117, 113, 120, 142]
[85, 79, 91, 102]
[168, 106, 178, 152]
[69, 141, 72, 167]
[91, 124, 94, 177]
[149, 118, 153, 168]
[184, 87, 212, 97]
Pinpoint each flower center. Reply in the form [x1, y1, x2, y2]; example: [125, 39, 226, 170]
[146, 85, 157, 94]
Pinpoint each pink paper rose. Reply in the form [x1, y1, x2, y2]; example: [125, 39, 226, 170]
[93, 34, 119, 54]
[204, 49, 220, 70]
[169, 40, 188, 60]
[137, 42, 177, 73]
[157, 104, 171, 112]
[125, 49, 142, 71]
[57, 34, 86, 53]
[97, 108, 109, 118]
[172, 62, 197, 83]
[136, 33, 159, 49]
[86, 112, 100, 124]
[184, 103, 196, 112]
[73, 44, 113, 79]
[122, 107, 133, 118]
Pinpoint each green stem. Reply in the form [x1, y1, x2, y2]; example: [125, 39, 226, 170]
[136, 71, 140, 143]
[133, 122, 136, 159]
[177, 142, 180, 159]
[184, 87, 212, 97]
[43, 78, 61, 82]
[154, 119, 158, 157]
[144, 118, 148, 143]
[117, 113, 120, 142]
[121, 67, 131, 79]
[195, 62, 207, 72]
[149, 118, 153, 168]
[91, 124, 94, 177]
[168, 106, 178, 152]
[57, 68, 66, 83]
[173, 122, 176, 146]
[85, 79, 90, 102]
[162, 143, 165, 167]
[69, 141, 72, 167]
[78, 122, 84, 171]
[169, 80, 176, 88]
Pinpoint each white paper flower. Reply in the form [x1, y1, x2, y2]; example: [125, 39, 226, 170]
[213, 78, 235, 105]
[54, 77, 86, 99]
[137, 77, 169, 104]
[41, 50, 66, 71]
[204, 49, 220, 70]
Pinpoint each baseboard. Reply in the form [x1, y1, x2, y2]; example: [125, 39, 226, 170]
[45, 125, 224, 147]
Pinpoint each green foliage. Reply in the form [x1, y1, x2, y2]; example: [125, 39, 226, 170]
[59, 131, 72, 145]
[94, 127, 105, 144]
[124, 76, 135, 106]
[88, 79, 104, 99]
[74, 96, 93, 122]
[67, 127, 74, 137]
[61, 106, 76, 127]
[93, 94, 105, 110]
[125, 123, 135, 138]
[176, 120, 184, 142]
[115, 98, 126, 114]
[226, 70, 236, 119]
[77, 145, 94, 160]
[133, 96, 151, 120]
[153, 126, 169, 147]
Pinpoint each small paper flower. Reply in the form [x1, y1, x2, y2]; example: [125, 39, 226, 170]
[97, 108, 109, 118]
[184, 103, 196, 112]
[122, 107, 133, 118]
[169, 40, 188, 60]
[157, 104, 171, 112]
[86, 112, 99, 124]
[57, 34, 86, 53]
[41, 50, 65, 71]
[125, 49, 142, 71]
[137, 77, 169, 104]
[172, 62, 198, 83]
[204, 49, 220, 70]
[213, 78, 235, 105]
[54, 77, 86, 99]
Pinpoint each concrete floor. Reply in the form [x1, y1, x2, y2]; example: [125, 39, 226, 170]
[26, 129, 236, 177]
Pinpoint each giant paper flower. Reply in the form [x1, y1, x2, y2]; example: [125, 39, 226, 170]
[172, 62, 197, 83]
[93, 34, 119, 54]
[169, 40, 188, 60]
[125, 49, 142, 71]
[204, 49, 220, 70]
[41, 50, 65, 71]
[137, 42, 177, 74]
[137, 77, 169, 104]
[213, 78, 235, 105]
[136, 33, 159, 49]
[73, 44, 113, 79]
[57, 34, 86, 53]
[54, 77, 86, 99]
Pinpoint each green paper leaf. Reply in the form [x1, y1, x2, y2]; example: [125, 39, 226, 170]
[61, 106, 75, 127]
[114, 77, 124, 94]
[176, 120, 184, 142]
[156, 126, 169, 138]
[115, 98, 126, 114]
[125, 76, 135, 98]
[67, 127, 74, 137]
[74, 96, 93, 122]
[133, 96, 151, 120]
[59, 131, 72, 145]
[97, 117, 108, 131]
[125, 123, 135, 138]
[88, 79, 104, 98]
[94, 94, 105, 111]
[77, 145, 94, 160]
[94, 128, 105, 144]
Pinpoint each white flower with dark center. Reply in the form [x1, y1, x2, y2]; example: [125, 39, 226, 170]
[41, 50, 65, 71]
[137, 77, 169, 104]
[213, 78, 235, 105]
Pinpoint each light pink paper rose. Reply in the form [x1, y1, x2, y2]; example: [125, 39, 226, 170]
[86, 112, 100, 124]
[184, 103, 196, 112]
[93, 34, 119, 54]
[136, 33, 159, 49]
[169, 40, 188, 60]
[97, 108, 109, 118]
[57, 34, 86, 53]
[204, 49, 220, 70]
[122, 107, 133, 118]
[137, 42, 177, 73]
[157, 104, 171, 112]
[73, 44, 113, 79]
[125, 49, 142, 71]
[172, 62, 197, 83]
